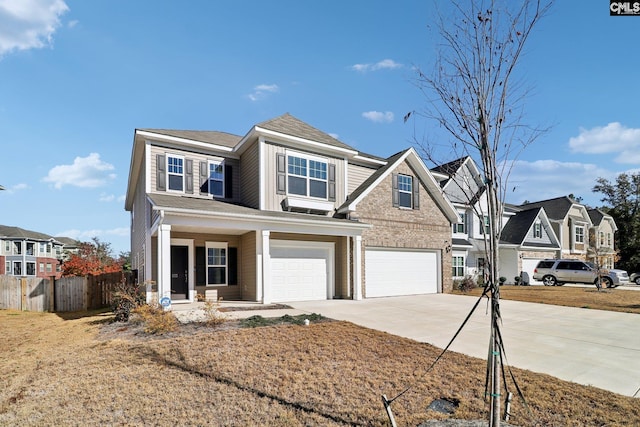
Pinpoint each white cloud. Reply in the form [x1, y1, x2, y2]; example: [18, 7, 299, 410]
[248, 83, 279, 101]
[362, 111, 394, 123]
[505, 159, 613, 206]
[569, 122, 640, 164]
[43, 153, 116, 189]
[3, 182, 28, 194]
[0, 0, 69, 56]
[99, 193, 115, 202]
[351, 59, 402, 72]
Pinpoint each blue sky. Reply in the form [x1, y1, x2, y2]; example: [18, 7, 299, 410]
[0, 1, 638, 255]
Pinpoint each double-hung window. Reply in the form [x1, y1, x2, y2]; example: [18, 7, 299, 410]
[287, 154, 328, 199]
[452, 256, 465, 277]
[208, 161, 224, 197]
[575, 225, 585, 244]
[167, 155, 184, 191]
[13, 261, 22, 276]
[206, 242, 227, 286]
[26, 262, 35, 276]
[479, 216, 490, 235]
[454, 213, 466, 234]
[533, 222, 542, 238]
[397, 174, 413, 208]
[13, 242, 22, 255]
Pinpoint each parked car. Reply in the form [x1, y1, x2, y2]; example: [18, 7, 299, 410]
[532, 259, 629, 288]
[630, 272, 640, 285]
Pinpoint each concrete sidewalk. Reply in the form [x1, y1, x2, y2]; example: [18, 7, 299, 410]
[289, 294, 640, 398]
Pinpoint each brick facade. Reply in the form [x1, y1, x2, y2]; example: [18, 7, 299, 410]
[355, 161, 453, 293]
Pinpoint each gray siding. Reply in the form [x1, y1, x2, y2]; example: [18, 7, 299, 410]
[239, 141, 260, 208]
[347, 163, 377, 195]
[263, 142, 346, 212]
[523, 221, 553, 245]
[445, 163, 483, 204]
[240, 231, 257, 301]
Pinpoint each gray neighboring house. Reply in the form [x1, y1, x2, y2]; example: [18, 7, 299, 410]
[0, 225, 65, 278]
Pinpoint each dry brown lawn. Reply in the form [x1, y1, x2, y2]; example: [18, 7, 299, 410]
[453, 285, 640, 314]
[1, 294, 639, 426]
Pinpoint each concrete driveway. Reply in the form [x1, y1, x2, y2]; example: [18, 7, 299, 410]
[290, 294, 640, 398]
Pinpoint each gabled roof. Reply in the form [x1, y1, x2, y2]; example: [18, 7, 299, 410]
[337, 148, 459, 223]
[432, 156, 485, 205]
[499, 208, 560, 248]
[588, 208, 618, 231]
[519, 196, 577, 221]
[255, 113, 356, 152]
[0, 225, 58, 242]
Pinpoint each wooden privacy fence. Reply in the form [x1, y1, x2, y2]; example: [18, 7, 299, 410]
[0, 271, 134, 312]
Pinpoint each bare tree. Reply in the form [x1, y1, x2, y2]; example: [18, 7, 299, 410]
[409, 1, 553, 425]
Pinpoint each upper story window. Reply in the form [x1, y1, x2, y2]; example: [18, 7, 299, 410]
[209, 161, 224, 198]
[167, 155, 184, 191]
[4, 241, 10, 254]
[607, 233, 612, 247]
[599, 231, 605, 246]
[13, 241, 22, 255]
[39, 242, 46, 254]
[26, 242, 35, 256]
[479, 215, 490, 235]
[575, 225, 585, 244]
[287, 154, 328, 199]
[397, 174, 413, 208]
[533, 222, 542, 238]
[453, 212, 466, 234]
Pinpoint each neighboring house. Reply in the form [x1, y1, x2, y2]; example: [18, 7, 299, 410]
[587, 208, 617, 269]
[431, 157, 492, 282]
[0, 225, 65, 279]
[499, 205, 561, 284]
[54, 237, 82, 261]
[125, 113, 459, 305]
[519, 196, 594, 259]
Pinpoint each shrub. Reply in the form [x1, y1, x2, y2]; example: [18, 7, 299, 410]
[456, 276, 477, 292]
[499, 276, 507, 285]
[202, 298, 227, 327]
[514, 276, 522, 286]
[111, 280, 145, 322]
[133, 303, 178, 334]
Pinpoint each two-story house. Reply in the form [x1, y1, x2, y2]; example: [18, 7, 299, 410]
[431, 157, 561, 285]
[125, 113, 459, 306]
[0, 225, 65, 279]
[587, 208, 617, 269]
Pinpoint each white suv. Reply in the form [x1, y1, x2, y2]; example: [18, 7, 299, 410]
[532, 259, 629, 288]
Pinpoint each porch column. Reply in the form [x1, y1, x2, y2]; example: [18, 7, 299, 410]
[261, 230, 272, 304]
[157, 224, 172, 307]
[353, 235, 363, 300]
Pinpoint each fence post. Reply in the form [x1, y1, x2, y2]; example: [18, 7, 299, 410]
[20, 277, 27, 311]
[49, 277, 55, 312]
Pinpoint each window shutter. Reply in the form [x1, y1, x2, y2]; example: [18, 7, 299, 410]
[225, 164, 233, 199]
[199, 161, 208, 195]
[185, 159, 193, 194]
[276, 153, 286, 194]
[412, 176, 420, 209]
[156, 154, 166, 191]
[328, 163, 336, 202]
[392, 173, 399, 207]
[228, 247, 238, 285]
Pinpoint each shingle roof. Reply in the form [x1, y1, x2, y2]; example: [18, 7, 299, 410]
[0, 225, 55, 241]
[256, 113, 356, 152]
[519, 196, 576, 221]
[138, 129, 242, 148]
[148, 194, 368, 228]
[499, 208, 541, 244]
[587, 208, 605, 225]
[431, 156, 469, 176]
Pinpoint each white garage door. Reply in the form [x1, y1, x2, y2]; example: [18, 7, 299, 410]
[522, 258, 544, 285]
[270, 241, 334, 303]
[365, 248, 439, 297]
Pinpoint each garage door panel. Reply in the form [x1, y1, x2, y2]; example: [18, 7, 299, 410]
[270, 242, 333, 303]
[365, 248, 438, 297]
[522, 258, 544, 285]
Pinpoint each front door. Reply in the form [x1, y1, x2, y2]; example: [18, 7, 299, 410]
[171, 245, 189, 300]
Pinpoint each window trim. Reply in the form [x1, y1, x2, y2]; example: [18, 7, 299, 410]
[533, 222, 542, 239]
[452, 255, 465, 277]
[453, 212, 466, 234]
[397, 174, 413, 209]
[166, 154, 185, 192]
[286, 151, 329, 200]
[574, 225, 585, 244]
[205, 242, 228, 287]
[208, 160, 225, 198]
